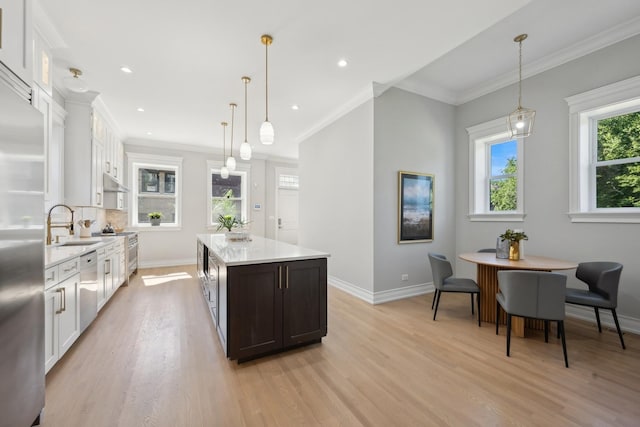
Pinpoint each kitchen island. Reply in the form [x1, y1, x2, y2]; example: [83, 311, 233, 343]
[197, 234, 329, 362]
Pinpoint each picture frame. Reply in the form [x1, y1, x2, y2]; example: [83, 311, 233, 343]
[398, 171, 434, 243]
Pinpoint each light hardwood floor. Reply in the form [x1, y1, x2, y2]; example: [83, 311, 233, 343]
[43, 265, 640, 426]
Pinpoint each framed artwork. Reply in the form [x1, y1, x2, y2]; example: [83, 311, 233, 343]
[398, 171, 434, 243]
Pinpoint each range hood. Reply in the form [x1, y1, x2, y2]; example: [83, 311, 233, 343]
[103, 173, 129, 193]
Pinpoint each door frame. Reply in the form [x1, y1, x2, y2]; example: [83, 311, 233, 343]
[274, 167, 299, 241]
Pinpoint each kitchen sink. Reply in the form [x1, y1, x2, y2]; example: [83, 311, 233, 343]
[60, 241, 101, 247]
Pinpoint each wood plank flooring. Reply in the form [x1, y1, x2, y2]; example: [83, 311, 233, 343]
[43, 265, 640, 426]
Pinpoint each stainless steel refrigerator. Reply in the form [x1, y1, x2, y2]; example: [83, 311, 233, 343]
[0, 78, 45, 426]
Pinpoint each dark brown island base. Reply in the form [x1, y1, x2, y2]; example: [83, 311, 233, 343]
[197, 234, 329, 362]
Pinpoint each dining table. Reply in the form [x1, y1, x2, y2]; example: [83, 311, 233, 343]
[458, 252, 578, 337]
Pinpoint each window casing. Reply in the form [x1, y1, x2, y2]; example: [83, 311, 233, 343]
[566, 75, 640, 223]
[128, 153, 183, 228]
[467, 117, 525, 222]
[207, 160, 249, 228]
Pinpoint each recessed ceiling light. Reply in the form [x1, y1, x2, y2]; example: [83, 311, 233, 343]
[337, 59, 348, 68]
[137, 107, 145, 112]
[291, 105, 299, 110]
[120, 66, 133, 73]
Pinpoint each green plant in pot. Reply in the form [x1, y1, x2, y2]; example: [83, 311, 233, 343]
[499, 229, 528, 260]
[148, 212, 163, 226]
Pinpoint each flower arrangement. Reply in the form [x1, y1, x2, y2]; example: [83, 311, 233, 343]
[148, 212, 163, 219]
[216, 214, 246, 232]
[499, 229, 528, 243]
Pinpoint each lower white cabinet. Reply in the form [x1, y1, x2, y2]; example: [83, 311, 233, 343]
[44, 263, 80, 373]
[97, 239, 125, 311]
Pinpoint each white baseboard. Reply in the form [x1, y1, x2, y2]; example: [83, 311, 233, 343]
[138, 258, 195, 269]
[329, 276, 640, 335]
[328, 275, 433, 305]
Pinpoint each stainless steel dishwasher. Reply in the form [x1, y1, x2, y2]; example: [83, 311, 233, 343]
[79, 251, 98, 332]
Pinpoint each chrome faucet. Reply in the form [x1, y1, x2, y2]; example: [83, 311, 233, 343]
[46, 204, 75, 245]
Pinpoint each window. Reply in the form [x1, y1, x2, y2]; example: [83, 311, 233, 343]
[467, 117, 524, 221]
[566, 75, 640, 223]
[207, 160, 249, 227]
[128, 153, 182, 228]
[278, 174, 299, 189]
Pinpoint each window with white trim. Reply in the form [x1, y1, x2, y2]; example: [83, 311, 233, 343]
[128, 153, 182, 228]
[467, 117, 524, 221]
[207, 160, 249, 228]
[566, 75, 640, 223]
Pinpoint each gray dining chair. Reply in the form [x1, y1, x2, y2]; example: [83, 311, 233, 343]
[565, 262, 625, 349]
[428, 253, 481, 326]
[496, 270, 569, 367]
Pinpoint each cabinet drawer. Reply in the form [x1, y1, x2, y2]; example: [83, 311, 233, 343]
[105, 243, 116, 255]
[58, 258, 80, 281]
[44, 266, 58, 290]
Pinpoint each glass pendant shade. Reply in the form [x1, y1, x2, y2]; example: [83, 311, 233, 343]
[508, 107, 536, 138]
[260, 120, 274, 145]
[240, 141, 252, 160]
[226, 156, 236, 171]
[220, 166, 229, 179]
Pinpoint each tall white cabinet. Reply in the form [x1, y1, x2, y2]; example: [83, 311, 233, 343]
[0, 0, 33, 88]
[64, 92, 124, 208]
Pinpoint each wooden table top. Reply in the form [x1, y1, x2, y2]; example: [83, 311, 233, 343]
[459, 252, 578, 271]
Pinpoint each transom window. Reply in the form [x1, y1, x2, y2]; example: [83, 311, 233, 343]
[467, 117, 524, 222]
[566, 75, 640, 223]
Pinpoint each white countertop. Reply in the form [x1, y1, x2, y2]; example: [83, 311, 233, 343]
[45, 236, 122, 268]
[197, 234, 330, 266]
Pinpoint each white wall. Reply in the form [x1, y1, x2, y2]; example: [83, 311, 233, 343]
[454, 34, 640, 327]
[123, 142, 293, 267]
[299, 100, 375, 296]
[373, 88, 456, 296]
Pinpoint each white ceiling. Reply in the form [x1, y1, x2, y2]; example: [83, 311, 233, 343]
[36, 0, 640, 160]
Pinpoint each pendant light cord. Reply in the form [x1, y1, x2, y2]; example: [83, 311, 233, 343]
[221, 122, 226, 159]
[265, 41, 269, 121]
[518, 39, 523, 110]
[230, 104, 236, 154]
[244, 79, 249, 142]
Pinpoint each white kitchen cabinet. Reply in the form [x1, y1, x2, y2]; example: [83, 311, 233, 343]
[97, 245, 108, 310]
[32, 28, 52, 95]
[44, 261, 80, 373]
[0, 0, 33, 86]
[64, 91, 104, 208]
[116, 238, 126, 287]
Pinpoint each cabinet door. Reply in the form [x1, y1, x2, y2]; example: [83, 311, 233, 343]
[92, 139, 104, 207]
[228, 263, 282, 360]
[33, 87, 54, 203]
[44, 287, 60, 373]
[97, 253, 106, 310]
[282, 259, 327, 347]
[0, 0, 33, 84]
[58, 273, 80, 357]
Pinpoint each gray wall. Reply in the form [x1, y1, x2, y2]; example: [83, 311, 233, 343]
[374, 88, 456, 294]
[454, 34, 640, 325]
[299, 100, 375, 294]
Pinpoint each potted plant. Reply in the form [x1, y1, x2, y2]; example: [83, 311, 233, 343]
[148, 212, 163, 226]
[499, 229, 528, 260]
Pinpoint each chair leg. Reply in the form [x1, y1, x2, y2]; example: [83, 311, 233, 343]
[495, 302, 500, 335]
[506, 314, 512, 357]
[544, 320, 549, 343]
[611, 309, 626, 350]
[559, 320, 569, 368]
[594, 307, 602, 332]
[477, 293, 481, 327]
[470, 293, 474, 315]
[431, 289, 438, 310]
[433, 290, 442, 321]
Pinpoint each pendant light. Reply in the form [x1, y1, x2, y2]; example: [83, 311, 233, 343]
[220, 122, 229, 179]
[508, 34, 535, 138]
[227, 103, 237, 171]
[240, 76, 253, 160]
[259, 34, 274, 145]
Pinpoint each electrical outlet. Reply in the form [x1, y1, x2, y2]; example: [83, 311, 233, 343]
[401, 274, 409, 281]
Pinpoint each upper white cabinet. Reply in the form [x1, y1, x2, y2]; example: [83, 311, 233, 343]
[65, 92, 123, 208]
[32, 28, 51, 94]
[0, 0, 33, 85]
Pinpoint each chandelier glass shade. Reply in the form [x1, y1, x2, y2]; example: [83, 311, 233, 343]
[64, 67, 89, 93]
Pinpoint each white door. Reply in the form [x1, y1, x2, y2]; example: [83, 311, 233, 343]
[275, 168, 299, 245]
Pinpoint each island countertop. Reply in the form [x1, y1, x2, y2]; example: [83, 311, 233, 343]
[197, 234, 330, 266]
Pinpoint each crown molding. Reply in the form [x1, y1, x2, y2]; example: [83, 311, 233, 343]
[456, 15, 640, 105]
[393, 79, 458, 105]
[294, 85, 375, 143]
